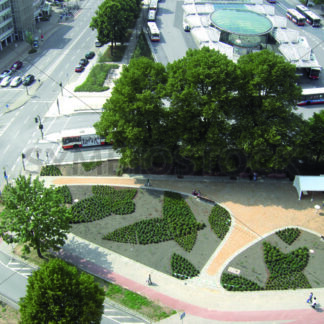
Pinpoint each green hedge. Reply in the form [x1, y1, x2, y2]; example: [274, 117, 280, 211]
[82, 161, 103, 172]
[265, 272, 311, 290]
[40, 165, 62, 176]
[208, 205, 231, 240]
[221, 273, 263, 291]
[103, 218, 173, 244]
[163, 191, 205, 252]
[56, 185, 72, 204]
[275, 228, 301, 245]
[171, 253, 199, 280]
[71, 186, 136, 223]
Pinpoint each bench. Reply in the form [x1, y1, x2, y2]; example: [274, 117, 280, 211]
[198, 196, 215, 205]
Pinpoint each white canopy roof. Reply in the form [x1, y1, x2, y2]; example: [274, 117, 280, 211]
[293, 176, 324, 200]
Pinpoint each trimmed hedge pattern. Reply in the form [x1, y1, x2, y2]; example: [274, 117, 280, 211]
[163, 191, 205, 252]
[56, 185, 72, 204]
[208, 205, 231, 240]
[265, 272, 311, 290]
[171, 253, 199, 280]
[221, 273, 263, 291]
[104, 191, 205, 252]
[276, 228, 301, 245]
[103, 218, 173, 244]
[70, 186, 137, 223]
[40, 165, 62, 176]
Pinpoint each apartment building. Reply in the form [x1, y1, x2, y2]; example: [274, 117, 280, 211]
[0, 0, 14, 50]
[0, 0, 45, 50]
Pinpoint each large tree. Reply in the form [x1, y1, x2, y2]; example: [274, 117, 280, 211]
[90, 0, 139, 55]
[232, 50, 302, 170]
[165, 47, 238, 171]
[95, 57, 169, 168]
[19, 258, 105, 324]
[0, 176, 71, 259]
[307, 110, 324, 164]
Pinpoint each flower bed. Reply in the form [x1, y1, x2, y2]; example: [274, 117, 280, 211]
[171, 253, 199, 280]
[208, 205, 231, 239]
[276, 228, 301, 245]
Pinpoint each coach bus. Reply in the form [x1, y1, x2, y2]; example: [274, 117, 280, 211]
[286, 9, 306, 26]
[296, 5, 321, 27]
[147, 22, 160, 41]
[297, 87, 324, 106]
[61, 127, 107, 149]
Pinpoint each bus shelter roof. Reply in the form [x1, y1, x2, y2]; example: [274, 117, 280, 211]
[273, 28, 299, 44]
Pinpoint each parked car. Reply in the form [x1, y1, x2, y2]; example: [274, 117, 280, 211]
[0, 69, 13, 80]
[79, 58, 88, 66]
[1, 76, 12, 87]
[23, 74, 35, 86]
[33, 40, 39, 48]
[75, 65, 84, 72]
[10, 76, 22, 87]
[85, 51, 95, 59]
[95, 41, 103, 47]
[10, 61, 23, 71]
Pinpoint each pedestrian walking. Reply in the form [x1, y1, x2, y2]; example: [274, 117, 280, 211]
[145, 179, 151, 187]
[311, 297, 317, 309]
[307, 292, 313, 304]
[147, 274, 152, 286]
[36, 150, 40, 160]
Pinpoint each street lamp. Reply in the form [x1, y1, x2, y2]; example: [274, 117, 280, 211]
[34, 115, 44, 139]
[21, 153, 26, 171]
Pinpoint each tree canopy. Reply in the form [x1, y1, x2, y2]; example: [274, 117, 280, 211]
[0, 176, 71, 259]
[19, 258, 105, 324]
[90, 0, 140, 54]
[95, 47, 311, 173]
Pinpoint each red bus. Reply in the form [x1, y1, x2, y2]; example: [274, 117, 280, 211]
[286, 9, 306, 26]
[61, 128, 107, 149]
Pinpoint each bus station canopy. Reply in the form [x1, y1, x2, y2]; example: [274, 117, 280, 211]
[293, 176, 324, 200]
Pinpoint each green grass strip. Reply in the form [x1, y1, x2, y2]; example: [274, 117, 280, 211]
[74, 64, 119, 92]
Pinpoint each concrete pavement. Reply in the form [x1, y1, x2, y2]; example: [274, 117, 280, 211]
[39, 175, 324, 323]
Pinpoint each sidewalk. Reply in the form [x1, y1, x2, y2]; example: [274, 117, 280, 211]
[41, 175, 324, 323]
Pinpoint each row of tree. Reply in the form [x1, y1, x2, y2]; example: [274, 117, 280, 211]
[94, 48, 324, 174]
[90, 0, 141, 55]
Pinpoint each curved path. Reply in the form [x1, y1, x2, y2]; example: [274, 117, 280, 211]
[45, 176, 324, 323]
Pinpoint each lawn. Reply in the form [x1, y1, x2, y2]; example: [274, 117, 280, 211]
[69, 186, 219, 275]
[98, 45, 127, 63]
[74, 63, 119, 92]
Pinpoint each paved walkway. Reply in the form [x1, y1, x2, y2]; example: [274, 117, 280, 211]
[41, 175, 324, 323]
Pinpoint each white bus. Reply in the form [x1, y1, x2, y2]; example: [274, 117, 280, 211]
[286, 9, 306, 26]
[61, 127, 108, 149]
[297, 88, 324, 106]
[295, 5, 321, 27]
[147, 9, 156, 21]
[149, 0, 158, 10]
[147, 22, 160, 41]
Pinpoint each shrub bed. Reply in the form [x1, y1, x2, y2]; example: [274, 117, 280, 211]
[40, 165, 62, 176]
[263, 242, 310, 290]
[92, 185, 137, 201]
[221, 273, 263, 291]
[208, 205, 231, 239]
[103, 218, 173, 244]
[81, 161, 103, 172]
[171, 253, 199, 280]
[276, 228, 301, 245]
[265, 272, 311, 290]
[56, 185, 72, 204]
[163, 191, 205, 252]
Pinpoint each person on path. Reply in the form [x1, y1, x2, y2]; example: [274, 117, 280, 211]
[307, 292, 313, 304]
[311, 297, 317, 309]
[147, 274, 152, 286]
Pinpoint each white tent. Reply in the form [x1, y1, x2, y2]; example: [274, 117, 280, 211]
[293, 176, 324, 200]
